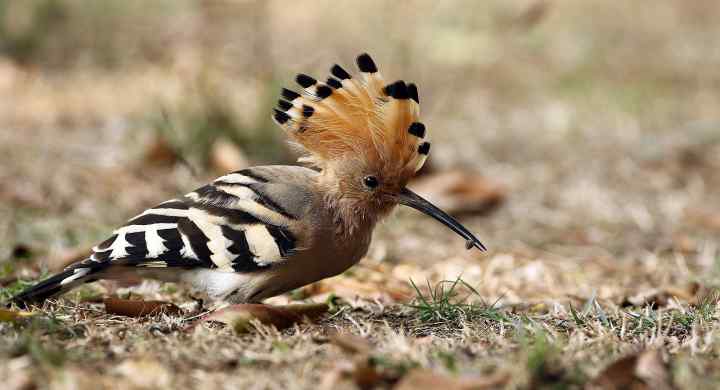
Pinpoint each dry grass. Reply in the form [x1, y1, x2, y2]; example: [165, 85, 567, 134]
[2, 1, 720, 389]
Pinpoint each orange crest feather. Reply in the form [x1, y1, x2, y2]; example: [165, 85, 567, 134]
[273, 53, 430, 177]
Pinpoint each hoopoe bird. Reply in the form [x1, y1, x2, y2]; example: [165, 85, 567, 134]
[11, 53, 485, 306]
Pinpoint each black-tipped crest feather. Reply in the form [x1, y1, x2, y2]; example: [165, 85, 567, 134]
[408, 83, 419, 103]
[356, 53, 378, 73]
[273, 109, 290, 124]
[384, 80, 410, 99]
[281, 88, 300, 101]
[277, 99, 293, 111]
[274, 52, 430, 174]
[296, 74, 317, 88]
[408, 122, 426, 138]
[302, 105, 315, 117]
[331, 64, 352, 80]
[315, 85, 333, 99]
[326, 77, 342, 89]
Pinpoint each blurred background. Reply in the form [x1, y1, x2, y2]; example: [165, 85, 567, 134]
[1, 0, 720, 303]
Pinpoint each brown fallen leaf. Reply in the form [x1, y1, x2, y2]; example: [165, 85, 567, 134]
[587, 354, 638, 390]
[635, 349, 673, 390]
[11, 244, 32, 259]
[586, 349, 673, 390]
[114, 358, 171, 388]
[326, 354, 409, 390]
[0, 183, 49, 208]
[0, 308, 36, 322]
[685, 207, 720, 231]
[48, 246, 93, 272]
[672, 234, 697, 253]
[199, 303, 329, 333]
[0, 276, 18, 287]
[327, 334, 382, 389]
[323, 333, 409, 390]
[144, 135, 180, 167]
[317, 277, 412, 302]
[210, 137, 249, 173]
[622, 284, 699, 308]
[104, 297, 182, 317]
[394, 370, 510, 390]
[515, 0, 551, 30]
[352, 357, 393, 390]
[5, 365, 34, 390]
[298, 262, 414, 303]
[329, 332, 373, 355]
[410, 170, 505, 216]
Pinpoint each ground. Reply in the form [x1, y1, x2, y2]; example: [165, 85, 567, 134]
[1, 1, 720, 389]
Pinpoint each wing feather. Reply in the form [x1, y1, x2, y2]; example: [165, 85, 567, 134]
[82, 168, 303, 273]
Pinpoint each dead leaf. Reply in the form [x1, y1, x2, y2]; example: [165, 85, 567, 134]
[351, 358, 392, 390]
[210, 137, 249, 173]
[586, 349, 673, 390]
[323, 333, 412, 390]
[672, 234, 696, 253]
[3, 356, 35, 390]
[394, 370, 510, 390]
[296, 266, 413, 303]
[685, 207, 720, 231]
[323, 277, 412, 302]
[319, 361, 354, 390]
[321, 333, 385, 389]
[410, 170, 505, 216]
[11, 244, 32, 259]
[320, 358, 396, 390]
[144, 135, 179, 167]
[0, 309, 35, 322]
[622, 284, 699, 307]
[6, 370, 34, 390]
[200, 303, 328, 333]
[104, 297, 182, 317]
[329, 332, 373, 355]
[48, 246, 92, 272]
[0, 182, 48, 209]
[587, 354, 638, 389]
[115, 358, 171, 388]
[636, 350, 673, 390]
[334, 355, 408, 390]
[622, 289, 672, 308]
[516, 0, 551, 30]
[0, 276, 18, 287]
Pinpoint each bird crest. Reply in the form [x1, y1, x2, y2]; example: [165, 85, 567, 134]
[272, 53, 430, 182]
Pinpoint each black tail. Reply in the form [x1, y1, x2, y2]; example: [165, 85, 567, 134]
[9, 264, 99, 307]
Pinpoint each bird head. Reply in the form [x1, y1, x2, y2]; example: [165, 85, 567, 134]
[273, 53, 485, 251]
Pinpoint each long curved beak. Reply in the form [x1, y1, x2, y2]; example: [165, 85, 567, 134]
[396, 187, 487, 251]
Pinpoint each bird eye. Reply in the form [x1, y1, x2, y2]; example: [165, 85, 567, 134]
[363, 175, 379, 189]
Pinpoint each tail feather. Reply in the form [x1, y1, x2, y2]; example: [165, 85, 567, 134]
[9, 264, 99, 307]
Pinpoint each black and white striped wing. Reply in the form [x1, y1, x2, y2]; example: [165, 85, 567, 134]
[85, 169, 301, 273]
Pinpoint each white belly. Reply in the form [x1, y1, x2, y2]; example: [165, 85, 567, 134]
[178, 269, 269, 302]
